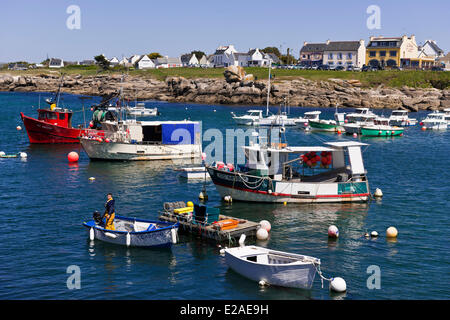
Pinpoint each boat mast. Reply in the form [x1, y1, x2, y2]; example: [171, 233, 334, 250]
[266, 59, 272, 117]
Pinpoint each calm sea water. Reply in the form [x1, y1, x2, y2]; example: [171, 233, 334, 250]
[0, 91, 449, 300]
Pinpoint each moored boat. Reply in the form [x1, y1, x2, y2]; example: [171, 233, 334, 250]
[83, 215, 179, 248]
[360, 116, 404, 137]
[224, 245, 320, 289]
[81, 120, 202, 161]
[294, 111, 321, 129]
[420, 111, 448, 130]
[308, 111, 346, 132]
[206, 130, 370, 204]
[388, 109, 417, 126]
[231, 110, 263, 125]
[125, 102, 158, 117]
[342, 108, 377, 134]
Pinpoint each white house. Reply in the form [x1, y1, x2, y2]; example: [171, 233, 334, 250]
[135, 55, 155, 69]
[109, 57, 119, 67]
[211, 45, 238, 67]
[118, 57, 132, 68]
[49, 58, 64, 68]
[181, 53, 199, 67]
[198, 55, 211, 67]
[236, 48, 271, 67]
[154, 57, 182, 68]
[129, 55, 142, 65]
[322, 40, 366, 68]
[418, 40, 444, 60]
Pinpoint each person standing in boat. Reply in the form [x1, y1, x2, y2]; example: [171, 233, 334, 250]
[102, 193, 115, 230]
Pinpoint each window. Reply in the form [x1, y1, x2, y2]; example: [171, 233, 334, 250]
[390, 51, 397, 57]
[59, 113, 66, 120]
[337, 53, 343, 60]
[347, 53, 353, 59]
[380, 51, 386, 57]
[369, 51, 376, 57]
[328, 53, 333, 59]
[47, 112, 57, 120]
[371, 42, 378, 47]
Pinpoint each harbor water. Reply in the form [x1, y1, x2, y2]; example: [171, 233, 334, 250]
[0, 91, 449, 300]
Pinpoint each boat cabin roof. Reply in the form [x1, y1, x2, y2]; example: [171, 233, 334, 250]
[247, 109, 263, 113]
[304, 111, 321, 115]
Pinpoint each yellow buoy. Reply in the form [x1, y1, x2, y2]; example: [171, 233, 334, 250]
[187, 201, 194, 207]
[283, 201, 287, 206]
[386, 226, 398, 238]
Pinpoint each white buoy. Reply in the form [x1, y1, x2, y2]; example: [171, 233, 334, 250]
[259, 280, 267, 287]
[89, 228, 95, 241]
[256, 228, 269, 241]
[373, 188, 383, 198]
[126, 232, 131, 247]
[353, 133, 358, 138]
[259, 220, 271, 232]
[171, 228, 178, 244]
[219, 249, 225, 255]
[370, 231, 379, 237]
[328, 225, 339, 238]
[223, 195, 232, 203]
[105, 232, 117, 239]
[386, 226, 398, 238]
[330, 277, 347, 292]
[16, 125, 22, 131]
[0, 151, 5, 156]
[89, 177, 95, 181]
[19, 152, 27, 158]
[239, 234, 246, 247]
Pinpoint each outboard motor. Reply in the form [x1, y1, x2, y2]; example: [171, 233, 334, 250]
[93, 211, 102, 224]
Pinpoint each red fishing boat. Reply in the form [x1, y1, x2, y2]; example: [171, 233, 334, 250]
[20, 76, 110, 144]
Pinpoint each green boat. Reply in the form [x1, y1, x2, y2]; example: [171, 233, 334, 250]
[360, 117, 404, 137]
[308, 112, 346, 132]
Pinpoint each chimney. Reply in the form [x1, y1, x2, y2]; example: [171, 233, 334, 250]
[326, 39, 330, 45]
[303, 41, 308, 46]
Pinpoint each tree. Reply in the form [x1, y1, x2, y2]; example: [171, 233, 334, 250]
[279, 54, 297, 65]
[191, 50, 206, 60]
[147, 52, 163, 59]
[261, 47, 281, 58]
[94, 54, 110, 71]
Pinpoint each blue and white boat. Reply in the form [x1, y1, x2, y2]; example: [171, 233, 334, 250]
[83, 215, 179, 248]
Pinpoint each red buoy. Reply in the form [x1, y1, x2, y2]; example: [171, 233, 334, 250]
[68, 151, 79, 162]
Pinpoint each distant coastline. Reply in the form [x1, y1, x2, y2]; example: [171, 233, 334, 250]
[0, 68, 449, 111]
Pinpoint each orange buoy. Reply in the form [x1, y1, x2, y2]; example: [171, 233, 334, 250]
[421, 126, 427, 131]
[68, 151, 79, 162]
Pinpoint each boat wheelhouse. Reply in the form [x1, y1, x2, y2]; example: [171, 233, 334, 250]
[421, 112, 448, 130]
[360, 116, 404, 137]
[388, 109, 417, 126]
[206, 133, 370, 203]
[81, 120, 202, 160]
[443, 108, 450, 124]
[342, 108, 377, 134]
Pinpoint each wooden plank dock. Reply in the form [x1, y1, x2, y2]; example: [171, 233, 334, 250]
[158, 211, 260, 245]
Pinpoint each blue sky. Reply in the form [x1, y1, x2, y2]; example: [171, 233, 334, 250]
[0, 0, 449, 62]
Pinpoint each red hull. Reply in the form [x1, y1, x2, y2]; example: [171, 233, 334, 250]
[21, 112, 85, 143]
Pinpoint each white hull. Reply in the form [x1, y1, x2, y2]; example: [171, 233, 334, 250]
[126, 107, 158, 117]
[389, 119, 417, 126]
[224, 246, 319, 289]
[255, 117, 297, 127]
[422, 122, 447, 130]
[81, 139, 202, 160]
[178, 167, 211, 180]
[342, 123, 361, 134]
[232, 117, 259, 126]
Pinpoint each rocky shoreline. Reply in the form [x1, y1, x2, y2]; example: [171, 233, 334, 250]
[1, 73, 449, 111]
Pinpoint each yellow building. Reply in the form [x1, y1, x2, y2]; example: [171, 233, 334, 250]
[366, 35, 435, 69]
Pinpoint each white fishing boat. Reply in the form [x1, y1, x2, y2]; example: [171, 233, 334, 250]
[443, 108, 450, 124]
[176, 166, 211, 180]
[230, 110, 263, 125]
[253, 112, 297, 127]
[360, 116, 404, 136]
[125, 102, 158, 117]
[421, 111, 448, 130]
[80, 119, 202, 160]
[224, 245, 320, 289]
[342, 108, 377, 134]
[294, 111, 322, 129]
[206, 129, 370, 203]
[388, 109, 417, 126]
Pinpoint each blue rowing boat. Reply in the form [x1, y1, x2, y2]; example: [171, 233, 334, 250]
[83, 215, 179, 248]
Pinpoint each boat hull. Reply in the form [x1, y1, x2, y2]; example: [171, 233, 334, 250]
[207, 167, 370, 203]
[81, 138, 202, 161]
[83, 216, 178, 248]
[224, 247, 318, 289]
[308, 120, 342, 132]
[21, 113, 84, 143]
[360, 127, 404, 137]
[342, 124, 361, 134]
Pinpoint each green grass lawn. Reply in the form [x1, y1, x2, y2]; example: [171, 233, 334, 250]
[2, 65, 449, 89]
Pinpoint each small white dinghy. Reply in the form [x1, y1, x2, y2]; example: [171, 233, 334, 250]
[224, 245, 321, 289]
[177, 166, 211, 180]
